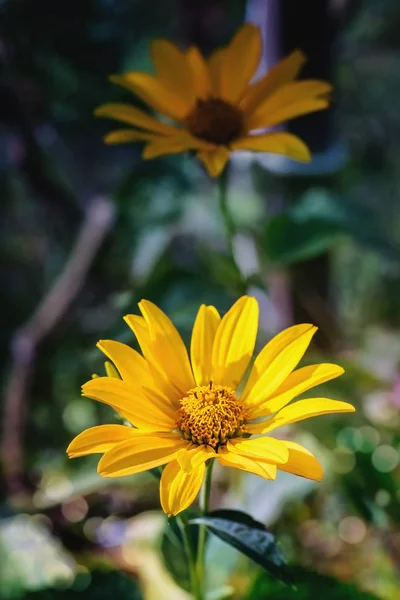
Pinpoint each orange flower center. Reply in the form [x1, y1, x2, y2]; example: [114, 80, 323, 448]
[185, 98, 244, 145]
[176, 383, 247, 449]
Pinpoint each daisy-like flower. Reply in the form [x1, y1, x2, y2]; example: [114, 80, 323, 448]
[67, 296, 354, 516]
[95, 24, 332, 177]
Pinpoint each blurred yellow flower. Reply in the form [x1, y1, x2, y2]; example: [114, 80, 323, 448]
[67, 296, 354, 516]
[95, 24, 332, 176]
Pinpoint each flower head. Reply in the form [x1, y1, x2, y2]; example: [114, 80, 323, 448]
[67, 297, 354, 516]
[95, 24, 332, 176]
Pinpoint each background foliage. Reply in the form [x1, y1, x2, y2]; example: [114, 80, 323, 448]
[1, 1, 399, 599]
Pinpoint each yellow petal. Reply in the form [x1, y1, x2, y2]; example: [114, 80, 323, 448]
[137, 300, 195, 395]
[186, 46, 212, 99]
[176, 445, 216, 473]
[151, 39, 196, 109]
[196, 146, 230, 177]
[82, 377, 176, 431]
[97, 339, 177, 414]
[67, 424, 136, 458]
[110, 72, 189, 121]
[240, 49, 306, 113]
[242, 323, 317, 411]
[208, 47, 228, 97]
[211, 296, 259, 389]
[190, 304, 221, 386]
[160, 460, 205, 516]
[253, 398, 356, 434]
[95, 103, 179, 135]
[227, 436, 289, 464]
[219, 23, 262, 103]
[97, 340, 148, 385]
[231, 132, 311, 163]
[218, 448, 277, 480]
[104, 129, 156, 144]
[251, 363, 345, 418]
[98, 434, 188, 477]
[124, 315, 181, 403]
[104, 361, 120, 379]
[278, 441, 323, 480]
[247, 80, 332, 130]
[143, 134, 206, 159]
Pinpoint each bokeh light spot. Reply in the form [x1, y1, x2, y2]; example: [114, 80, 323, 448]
[372, 445, 399, 472]
[333, 448, 356, 473]
[83, 517, 103, 542]
[358, 426, 380, 452]
[63, 400, 97, 434]
[375, 489, 391, 508]
[61, 497, 89, 523]
[336, 427, 363, 451]
[338, 516, 367, 544]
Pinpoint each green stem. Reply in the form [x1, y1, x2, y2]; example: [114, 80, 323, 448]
[196, 461, 215, 598]
[218, 166, 235, 262]
[177, 515, 202, 600]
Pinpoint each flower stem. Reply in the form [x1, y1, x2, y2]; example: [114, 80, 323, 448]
[177, 515, 202, 600]
[196, 461, 215, 597]
[218, 166, 235, 263]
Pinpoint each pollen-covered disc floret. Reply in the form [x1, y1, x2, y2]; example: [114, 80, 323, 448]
[185, 98, 244, 145]
[177, 383, 247, 449]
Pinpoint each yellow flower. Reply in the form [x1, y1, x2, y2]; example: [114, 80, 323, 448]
[67, 296, 354, 516]
[95, 24, 332, 176]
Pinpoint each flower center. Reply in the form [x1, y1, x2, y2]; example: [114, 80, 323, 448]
[176, 382, 247, 449]
[185, 98, 244, 145]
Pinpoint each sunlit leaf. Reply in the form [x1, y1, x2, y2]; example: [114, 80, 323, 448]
[190, 510, 291, 584]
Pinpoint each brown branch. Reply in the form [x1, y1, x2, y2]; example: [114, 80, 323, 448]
[1, 197, 115, 496]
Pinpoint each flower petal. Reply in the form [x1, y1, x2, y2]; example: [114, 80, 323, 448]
[104, 129, 157, 144]
[186, 46, 212, 99]
[218, 448, 277, 479]
[250, 363, 345, 418]
[95, 103, 179, 135]
[208, 47, 228, 97]
[252, 398, 356, 434]
[160, 459, 205, 516]
[240, 49, 306, 113]
[82, 377, 176, 431]
[242, 323, 317, 412]
[136, 300, 195, 395]
[97, 339, 176, 413]
[227, 436, 289, 464]
[247, 80, 332, 130]
[190, 304, 221, 386]
[278, 441, 323, 480]
[219, 23, 262, 103]
[176, 445, 216, 473]
[67, 425, 136, 458]
[151, 39, 196, 109]
[211, 296, 259, 389]
[196, 146, 230, 177]
[231, 132, 311, 162]
[98, 434, 188, 477]
[104, 361, 120, 379]
[97, 340, 149, 385]
[110, 72, 189, 121]
[124, 315, 181, 403]
[143, 134, 206, 159]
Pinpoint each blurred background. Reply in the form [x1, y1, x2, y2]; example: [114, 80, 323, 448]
[1, 0, 399, 598]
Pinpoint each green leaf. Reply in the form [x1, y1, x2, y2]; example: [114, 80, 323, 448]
[262, 188, 399, 265]
[189, 510, 291, 584]
[244, 566, 380, 600]
[263, 214, 342, 265]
